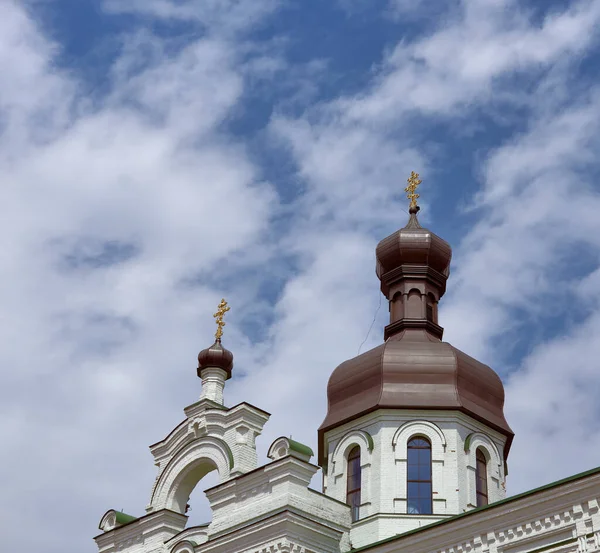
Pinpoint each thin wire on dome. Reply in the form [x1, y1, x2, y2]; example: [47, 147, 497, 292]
[358, 279, 382, 355]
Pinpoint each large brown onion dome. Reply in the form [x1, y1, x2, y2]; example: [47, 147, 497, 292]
[376, 206, 452, 297]
[318, 193, 513, 467]
[197, 339, 233, 379]
[318, 329, 514, 464]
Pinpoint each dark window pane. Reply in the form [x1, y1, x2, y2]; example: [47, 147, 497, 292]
[408, 462, 420, 480]
[408, 482, 419, 498]
[407, 437, 432, 515]
[409, 438, 429, 448]
[475, 448, 488, 507]
[347, 447, 361, 520]
[407, 448, 419, 464]
[418, 448, 431, 464]
[408, 498, 420, 514]
[418, 482, 432, 499]
[348, 471, 360, 491]
[418, 497, 432, 515]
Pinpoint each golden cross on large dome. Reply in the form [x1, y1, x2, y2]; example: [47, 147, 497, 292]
[404, 171, 422, 209]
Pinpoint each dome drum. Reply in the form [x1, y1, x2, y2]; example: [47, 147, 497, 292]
[318, 336, 513, 465]
[378, 264, 449, 299]
[384, 318, 443, 341]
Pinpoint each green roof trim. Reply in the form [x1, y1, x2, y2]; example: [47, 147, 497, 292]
[288, 439, 314, 457]
[352, 464, 600, 552]
[464, 432, 475, 453]
[115, 511, 138, 525]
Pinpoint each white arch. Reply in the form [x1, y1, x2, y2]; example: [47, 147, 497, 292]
[150, 436, 233, 513]
[464, 432, 504, 507]
[464, 432, 502, 471]
[332, 429, 374, 465]
[328, 429, 374, 517]
[392, 420, 446, 457]
[392, 420, 447, 515]
[170, 540, 197, 553]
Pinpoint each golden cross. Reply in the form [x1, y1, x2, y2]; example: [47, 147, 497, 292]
[213, 298, 230, 341]
[404, 171, 422, 209]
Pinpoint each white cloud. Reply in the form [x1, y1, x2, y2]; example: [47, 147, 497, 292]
[0, 0, 278, 549]
[338, 0, 600, 122]
[102, 0, 279, 34]
[2, 0, 600, 551]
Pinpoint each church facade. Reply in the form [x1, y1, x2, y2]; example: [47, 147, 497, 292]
[94, 174, 600, 553]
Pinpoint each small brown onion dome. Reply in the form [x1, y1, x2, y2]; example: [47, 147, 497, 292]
[376, 206, 452, 297]
[197, 339, 233, 379]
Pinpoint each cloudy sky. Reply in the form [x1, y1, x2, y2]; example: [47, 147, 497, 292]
[2, 0, 600, 550]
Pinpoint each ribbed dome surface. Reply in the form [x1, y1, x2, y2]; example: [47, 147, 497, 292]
[318, 330, 513, 462]
[197, 340, 233, 379]
[376, 212, 452, 281]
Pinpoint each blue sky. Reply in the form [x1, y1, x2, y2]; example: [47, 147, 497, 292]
[2, 0, 600, 551]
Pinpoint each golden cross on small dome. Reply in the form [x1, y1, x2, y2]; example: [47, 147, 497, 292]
[213, 298, 230, 341]
[405, 171, 422, 209]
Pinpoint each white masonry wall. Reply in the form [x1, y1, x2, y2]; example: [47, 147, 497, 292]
[364, 473, 600, 553]
[322, 409, 508, 549]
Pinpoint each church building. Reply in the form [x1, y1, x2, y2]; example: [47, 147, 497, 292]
[94, 173, 600, 553]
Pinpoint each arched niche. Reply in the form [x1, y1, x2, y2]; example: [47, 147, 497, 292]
[332, 429, 374, 463]
[426, 292, 438, 323]
[464, 432, 502, 468]
[392, 421, 447, 514]
[170, 539, 198, 553]
[392, 420, 446, 456]
[329, 430, 374, 516]
[406, 288, 422, 318]
[464, 432, 504, 506]
[150, 436, 233, 514]
[391, 292, 404, 321]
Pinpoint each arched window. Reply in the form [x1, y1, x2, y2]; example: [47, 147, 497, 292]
[346, 446, 361, 522]
[476, 448, 488, 507]
[426, 294, 436, 323]
[407, 437, 432, 515]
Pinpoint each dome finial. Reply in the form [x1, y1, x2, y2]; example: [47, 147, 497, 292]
[213, 298, 230, 341]
[404, 171, 422, 214]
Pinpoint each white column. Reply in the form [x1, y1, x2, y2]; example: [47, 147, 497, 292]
[199, 367, 227, 404]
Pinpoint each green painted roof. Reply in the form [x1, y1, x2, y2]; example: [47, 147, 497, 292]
[115, 511, 138, 525]
[288, 439, 314, 457]
[352, 464, 600, 552]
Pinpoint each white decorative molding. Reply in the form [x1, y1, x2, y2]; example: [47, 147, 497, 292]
[328, 429, 374, 517]
[170, 539, 198, 553]
[331, 429, 374, 464]
[392, 420, 447, 516]
[464, 432, 504, 506]
[267, 437, 314, 463]
[392, 420, 447, 453]
[149, 436, 233, 513]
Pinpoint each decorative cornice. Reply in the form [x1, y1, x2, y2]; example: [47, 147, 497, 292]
[352, 469, 600, 553]
[384, 318, 444, 340]
[379, 264, 448, 297]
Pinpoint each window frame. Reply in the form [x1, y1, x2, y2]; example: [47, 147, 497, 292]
[406, 436, 433, 515]
[475, 448, 489, 507]
[346, 446, 362, 522]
